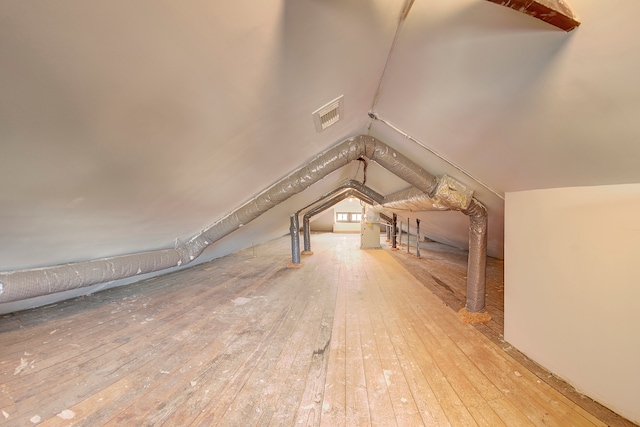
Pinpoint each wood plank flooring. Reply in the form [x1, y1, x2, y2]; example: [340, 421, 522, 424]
[0, 233, 634, 426]
[385, 235, 637, 427]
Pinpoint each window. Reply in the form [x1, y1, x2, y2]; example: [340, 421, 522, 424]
[336, 212, 361, 223]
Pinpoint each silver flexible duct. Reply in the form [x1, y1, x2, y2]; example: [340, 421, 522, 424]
[290, 214, 302, 265]
[381, 187, 450, 211]
[462, 198, 488, 312]
[0, 135, 487, 311]
[295, 180, 384, 215]
[377, 174, 473, 212]
[300, 189, 375, 255]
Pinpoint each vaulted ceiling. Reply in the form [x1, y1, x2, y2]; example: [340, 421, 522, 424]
[2, 1, 639, 287]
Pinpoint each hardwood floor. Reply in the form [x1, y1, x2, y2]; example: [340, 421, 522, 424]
[0, 233, 634, 426]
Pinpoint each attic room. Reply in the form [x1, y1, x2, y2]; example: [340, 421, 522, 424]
[1, 0, 639, 425]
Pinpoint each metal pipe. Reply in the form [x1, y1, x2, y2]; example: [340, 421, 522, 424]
[301, 189, 374, 253]
[407, 218, 410, 254]
[304, 190, 374, 219]
[303, 216, 311, 253]
[463, 199, 488, 312]
[379, 213, 392, 223]
[0, 135, 487, 313]
[416, 219, 421, 258]
[392, 213, 397, 249]
[290, 214, 301, 265]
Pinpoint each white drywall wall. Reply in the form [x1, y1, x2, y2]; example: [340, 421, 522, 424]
[310, 210, 334, 232]
[333, 199, 362, 233]
[505, 184, 640, 423]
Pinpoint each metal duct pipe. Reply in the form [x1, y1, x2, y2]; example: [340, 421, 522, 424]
[300, 184, 380, 253]
[297, 181, 383, 254]
[392, 213, 398, 249]
[296, 180, 384, 216]
[375, 175, 489, 314]
[462, 198, 488, 313]
[302, 216, 312, 253]
[290, 214, 301, 265]
[0, 135, 477, 305]
[300, 189, 375, 256]
[382, 186, 450, 212]
[304, 190, 374, 219]
[415, 219, 421, 258]
[379, 213, 392, 224]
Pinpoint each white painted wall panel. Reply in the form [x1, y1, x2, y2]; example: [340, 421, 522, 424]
[505, 184, 640, 424]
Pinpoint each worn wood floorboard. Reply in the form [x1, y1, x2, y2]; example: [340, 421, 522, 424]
[386, 234, 637, 427]
[0, 233, 635, 426]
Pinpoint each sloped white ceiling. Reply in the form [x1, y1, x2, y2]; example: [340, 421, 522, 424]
[375, 0, 640, 194]
[1, 0, 639, 277]
[0, 0, 406, 270]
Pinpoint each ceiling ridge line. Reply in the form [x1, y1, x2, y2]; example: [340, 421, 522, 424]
[371, 114, 505, 201]
[369, 0, 416, 117]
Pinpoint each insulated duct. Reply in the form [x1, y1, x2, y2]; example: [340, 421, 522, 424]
[381, 186, 450, 212]
[293, 180, 383, 255]
[379, 213, 392, 224]
[378, 174, 473, 212]
[290, 214, 302, 265]
[373, 175, 488, 313]
[0, 135, 486, 313]
[296, 180, 384, 215]
[299, 189, 376, 255]
[462, 198, 488, 312]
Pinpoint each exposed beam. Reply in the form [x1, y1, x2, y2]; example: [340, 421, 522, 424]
[486, 0, 580, 32]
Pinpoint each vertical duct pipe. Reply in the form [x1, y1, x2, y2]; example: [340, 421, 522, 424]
[290, 214, 301, 265]
[301, 189, 374, 255]
[406, 217, 410, 254]
[392, 213, 398, 249]
[303, 216, 311, 253]
[415, 218, 421, 258]
[463, 199, 488, 312]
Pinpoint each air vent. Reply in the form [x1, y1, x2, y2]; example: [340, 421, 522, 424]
[312, 95, 344, 132]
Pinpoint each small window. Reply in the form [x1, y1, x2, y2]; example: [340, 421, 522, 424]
[336, 212, 350, 222]
[336, 212, 361, 223]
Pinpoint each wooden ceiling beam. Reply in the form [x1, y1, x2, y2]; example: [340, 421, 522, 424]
[486, 0, 581, 31]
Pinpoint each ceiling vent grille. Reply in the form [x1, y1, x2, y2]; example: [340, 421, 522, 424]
[312, 95, 344, 132]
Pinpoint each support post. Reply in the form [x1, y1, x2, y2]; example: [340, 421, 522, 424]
[407, 217, 410, 254]
[391, 213, 398, 250]
[416, 218, 421, 258]
[302, 216, 312, 254]
[289, 214, 302, 267]
[457, 199, 491, 323]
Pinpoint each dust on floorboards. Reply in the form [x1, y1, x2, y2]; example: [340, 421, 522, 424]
[0, 233, 635, 426]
